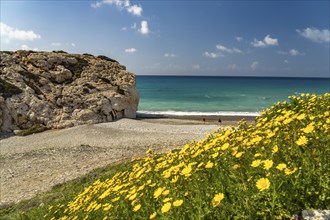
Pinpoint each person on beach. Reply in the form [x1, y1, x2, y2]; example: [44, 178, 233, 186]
[203, 118, 206, 124]
[218, 118, 222, 124]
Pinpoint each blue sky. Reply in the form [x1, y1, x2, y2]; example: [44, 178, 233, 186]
[1, 0, 329, 77]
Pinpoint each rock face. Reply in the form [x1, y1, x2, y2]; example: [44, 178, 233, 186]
[0, 50, 139, 132]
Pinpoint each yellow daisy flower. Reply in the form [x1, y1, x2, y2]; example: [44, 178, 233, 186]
[205, 161, 214, 169]
[211, 193, 224, 207]
[276, 163, 287, 171]
[173, 199, 184, 207]
[256, 178, 270, 191]
[161, 202, 172, 213]
[149, 212, 157, 219]
[133, 204, 141, 212]
[251, 160, 262, 167]
[302, 123, 314, 134]
[296, 136, 308, 146]
[263, 160, 273, 170]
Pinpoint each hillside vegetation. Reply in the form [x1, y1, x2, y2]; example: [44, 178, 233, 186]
[6, 93, 330, 219]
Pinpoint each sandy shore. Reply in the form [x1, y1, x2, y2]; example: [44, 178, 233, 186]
[0, 116, 255, 206]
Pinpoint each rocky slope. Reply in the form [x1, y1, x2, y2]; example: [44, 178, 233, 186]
[0, 50, 139, 132]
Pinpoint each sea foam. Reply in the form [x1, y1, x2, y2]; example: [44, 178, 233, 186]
[137, 111, 260, 117]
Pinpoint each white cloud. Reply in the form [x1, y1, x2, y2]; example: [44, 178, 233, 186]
[139, 21, 149, 35]
[251, 35, 279, 48]
[216, 44, 242, 54]
[284, 60, 289, 64]
[235, 36, 243, 42]
[289, 49, 302, 56]
[71, 43, 76, 47]
[250, 61, 259, 70]
[125, 47, 136, 54]
[91, 0, 142, 16]
[264, 35, 278, 46]
[164, 53, 176, 58]
[216, 44, 232, 53]
[121, 27, 127, 31]
[20, 44, 38, 51]
[203, 51, 223, 58]
[127, 5, 143, 16]
[0, 22, 41, 42]
[277, 49, 304, 56]
[51, 42, 61, 47]
[296, 27, 330, 43]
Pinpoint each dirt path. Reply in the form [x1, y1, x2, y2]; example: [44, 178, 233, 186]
[0, 118, 220, 206]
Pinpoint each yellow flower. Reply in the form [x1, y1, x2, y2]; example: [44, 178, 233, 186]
[212, 152, 219, 158]
[285, 167, 297, 175]
[263, 160, 273, 170]
[254, 153, 261, 157]
[235, 151, 244, 158]
[302, 123, 314, 134]
[173, 199, 184, 207]
[283, 117, 294, 124]
[149, 212, 157, 219]
[171, 176, 179, 183]
[297, 113, 306, 120]
[128, 193, 137, 201]
[162, 190, 170, 196]
[161, 202, 172, 213]
[296, 136, 308, 146]
[154, 187, 164, 199]
[211, 193, 224, 207]
[103, 204, 112, 211]
[272, 145, 278, 154]
[205, 161, 214, 169]
[111, 197, 120, 202]
[256, 178, 270, 191]
[133, 204, 141, 212]
[221, 143, 229, 150]
[267, 131, 276, 138]
[233, 164, 240, 170]
[181, 165, 192, 176]
[163, 197, 172, 203]
[251, 160, 262, 167]
[276, 163, 287, 171]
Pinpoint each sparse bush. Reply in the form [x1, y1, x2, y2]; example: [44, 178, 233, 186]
[97, 55, 118, 63]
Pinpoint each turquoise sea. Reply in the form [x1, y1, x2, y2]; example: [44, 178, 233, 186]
[136, 76, 330, 116]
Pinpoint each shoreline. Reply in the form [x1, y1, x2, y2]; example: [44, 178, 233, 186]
[136, 113, 257, 125]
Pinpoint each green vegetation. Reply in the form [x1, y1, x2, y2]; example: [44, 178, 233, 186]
[97, 55, 118, 63]
[52, 51, 68, 54]
[15, 125, 47, 136]
[0, 79, 22, 98]
[82, 53, 94, 57]
[0, 51, 13, 55]
[1, 93, 329, 219]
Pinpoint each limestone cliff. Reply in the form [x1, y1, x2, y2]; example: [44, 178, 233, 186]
[0, 50, 139, 132]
